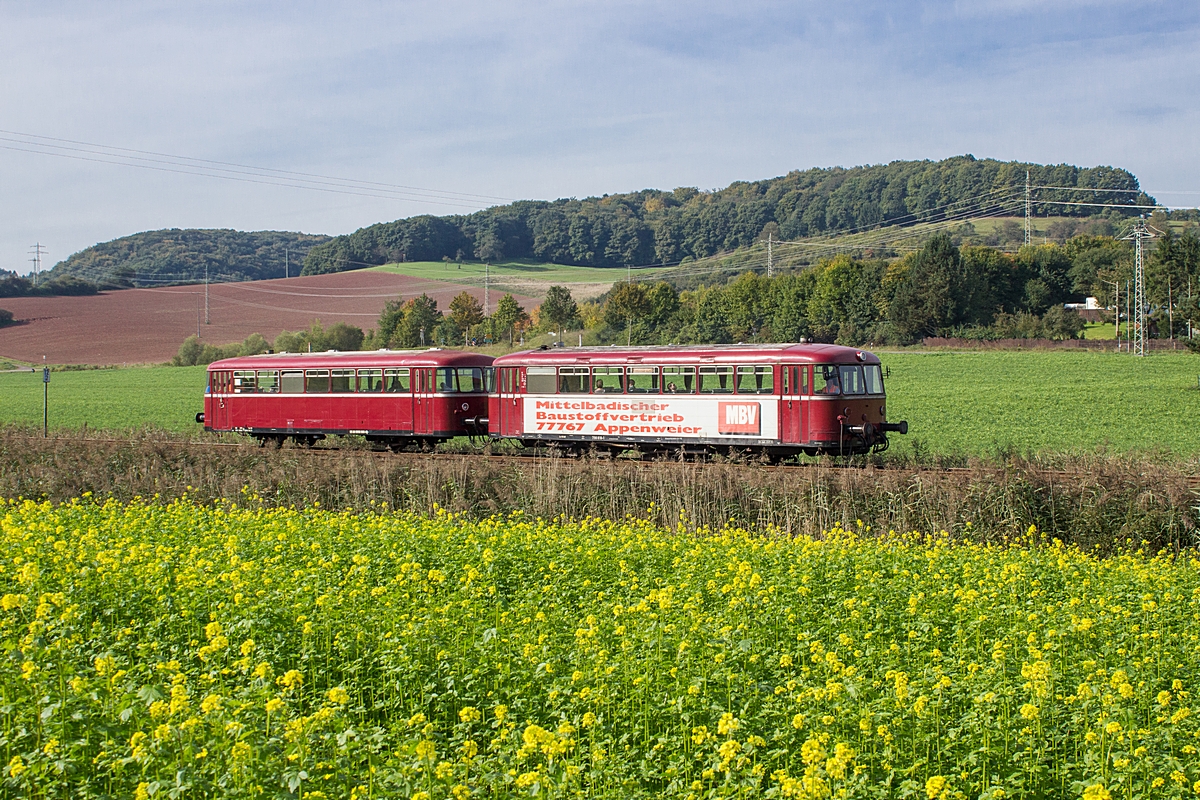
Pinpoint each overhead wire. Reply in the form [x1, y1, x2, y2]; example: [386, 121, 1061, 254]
[0, 141, 487, 210]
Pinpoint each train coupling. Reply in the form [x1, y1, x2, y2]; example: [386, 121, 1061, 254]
[879, 421, 909, 435]
[463, 416, 488, 437]
[195, 412, 205, 424]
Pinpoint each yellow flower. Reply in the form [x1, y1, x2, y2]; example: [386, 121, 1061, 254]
[926, 775, 948, 799]
[415, 740, 436, 762]
[278, 669, 303, 691]
[458, 705, 481, 723]
[1019, 703, 1039, 720]
[327, 687, 350, 705]
[1082, 784, 1111, 800]
[7, 756, 25, 778]
[717, 712, 740, 736]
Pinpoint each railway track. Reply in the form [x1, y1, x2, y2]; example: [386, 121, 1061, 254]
[11, 433, 1200, 488]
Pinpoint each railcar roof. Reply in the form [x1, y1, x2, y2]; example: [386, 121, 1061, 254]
[208, 349, 494, 371]
[493, 343, 880, 366]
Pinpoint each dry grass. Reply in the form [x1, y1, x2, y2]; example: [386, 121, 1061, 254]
[2, 427, 1196, 552]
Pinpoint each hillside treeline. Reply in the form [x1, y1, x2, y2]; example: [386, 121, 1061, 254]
[301, 156, 1150, 274]
[0, 270, 98, 299]
[174, 230, 1200, 366]
[50, 229, 331, 287]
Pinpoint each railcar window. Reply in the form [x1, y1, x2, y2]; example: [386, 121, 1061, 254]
[331, 369, 355, 393]
[233, 370, 256, 393]
[838, 365, 865, 395]
[661, 366, 695, 393]
[280, 370, 304, 394]
[455, 367, 486, 393]
[384, 368, 410, 393]
[735, 365, 774, 394]
[591, 366, 624, 394]
[257, 370, 279, 393]
[526, 366, 556, 394]
[558, 366, 590, 393]
[432, 368, 456, 392]
[801, 366, 809, 394]
[483, 367, 495, 393]
[305, 370, 330, 393]
[698, 365, 734, 393]
[357, 369, 383, 392]
[626, 366, 659, 394]
[864, 364, 884, 394]
[814, 365, 841, 395]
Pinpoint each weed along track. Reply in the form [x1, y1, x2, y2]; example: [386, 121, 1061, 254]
[2, 429, 1196, 549]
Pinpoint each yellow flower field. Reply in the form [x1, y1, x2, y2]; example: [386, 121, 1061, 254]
[2, 496, 1199, 798]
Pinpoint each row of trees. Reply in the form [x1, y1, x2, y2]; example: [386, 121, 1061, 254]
[590, 229, 1200, 345]
[0, 270, 98, 299]
[302, 156, 1151, 274]
[173, 228, 1200, 365]
[171, 289, 564, 365]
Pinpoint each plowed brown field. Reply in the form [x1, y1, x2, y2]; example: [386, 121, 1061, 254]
[0, 271, 532, 365]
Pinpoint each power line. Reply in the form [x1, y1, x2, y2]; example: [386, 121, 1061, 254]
[0, 129, 513, 204]
[0, 132, 507, 210]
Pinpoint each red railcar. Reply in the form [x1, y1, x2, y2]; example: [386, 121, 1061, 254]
[488, 343, 906, 456]
[200, 349, 494, 447]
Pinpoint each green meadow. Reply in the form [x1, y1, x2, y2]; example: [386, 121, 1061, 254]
[1, 351, 1198, 456]
[370, 260, 663, 293]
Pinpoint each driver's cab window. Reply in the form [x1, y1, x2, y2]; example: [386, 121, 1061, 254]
[814, 365, 841, 395]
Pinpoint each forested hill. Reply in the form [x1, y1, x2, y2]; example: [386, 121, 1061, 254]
[302, 156, 1153, 275]
[50, 229, 332, 288]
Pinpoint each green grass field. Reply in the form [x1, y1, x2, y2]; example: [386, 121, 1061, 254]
[2, 352, 1198, 455]
[0, 366, 206, 432]
[881, 349, 1200, 457]
[371, 260, 661, 295]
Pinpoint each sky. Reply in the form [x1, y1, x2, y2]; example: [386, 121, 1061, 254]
[2, 0, 1199, 273]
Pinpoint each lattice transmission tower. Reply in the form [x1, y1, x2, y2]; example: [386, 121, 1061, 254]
[1121, 217, 1155, 357]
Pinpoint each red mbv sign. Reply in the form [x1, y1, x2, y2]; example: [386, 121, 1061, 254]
[718, 402, 760, 435]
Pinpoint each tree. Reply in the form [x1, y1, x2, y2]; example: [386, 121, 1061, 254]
[539, 285, 579, 337]
[323, 322, 364, 352]
[889, 234, 964, 340]
[172, 335, 204, 366]
[604, 282, 652, 343]
[644, 282, 680, 330]
[491, 293, 528, 345]
[376, 299, 408, 345]
[394, 294, 442, 348]
[238, 332, 270, 356]
[449, 291, 485, 331]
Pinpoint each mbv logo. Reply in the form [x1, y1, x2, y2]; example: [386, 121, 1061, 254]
[717, 402, 760, 435]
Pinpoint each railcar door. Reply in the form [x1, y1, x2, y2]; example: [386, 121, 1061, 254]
[497, 367, 521, 436]
[212, 370, 233, 430]
[780, 364, 805, 444]
[413, 368, 435, 435]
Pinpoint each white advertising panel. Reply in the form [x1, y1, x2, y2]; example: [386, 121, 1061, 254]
[524, 395, 778, 441]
